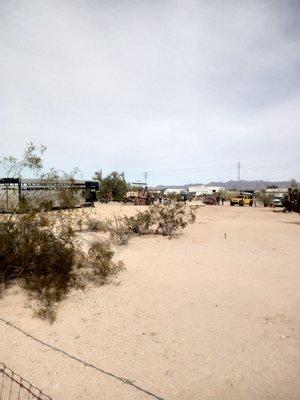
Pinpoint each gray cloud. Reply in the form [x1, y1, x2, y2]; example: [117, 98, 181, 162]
[1, 0, 299, 184]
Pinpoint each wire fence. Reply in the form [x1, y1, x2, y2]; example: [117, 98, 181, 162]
[0, 363, 52, 400]
[0, 317, 165, 400]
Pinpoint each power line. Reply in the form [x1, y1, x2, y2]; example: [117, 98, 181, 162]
[126, 157, 300, 178]
[242, 157, 300, 172]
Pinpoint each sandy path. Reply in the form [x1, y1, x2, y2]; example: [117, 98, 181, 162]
[0, 204, 299, 400]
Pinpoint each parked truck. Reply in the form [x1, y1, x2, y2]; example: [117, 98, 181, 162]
[230, 192, 254, 207]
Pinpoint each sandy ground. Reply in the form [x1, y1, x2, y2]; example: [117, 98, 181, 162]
[0, 204, 299, 400]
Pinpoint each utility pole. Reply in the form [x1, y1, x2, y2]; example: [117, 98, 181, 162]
[237, 162, 241, 182]
[144, 171, 148, 186]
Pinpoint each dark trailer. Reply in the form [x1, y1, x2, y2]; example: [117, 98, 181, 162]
[84, 180, 99, 205]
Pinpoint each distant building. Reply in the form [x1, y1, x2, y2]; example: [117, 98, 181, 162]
[265, 188, 288, 195]
[188, 185, 225, 195]
[164, 188, 186, 195]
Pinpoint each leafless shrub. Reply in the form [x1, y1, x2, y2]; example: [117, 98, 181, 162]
[108, 217, 132, 245]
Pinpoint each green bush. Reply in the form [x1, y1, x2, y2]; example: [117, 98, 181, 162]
[87, 240, 124, 284]
[124, 210, 154, 235]
[0, 211, 123, 323]
[110, 203, 197, 240]
[151, 203, 196, 236]
[255, 190, 273, 206]
[0, 213, 77, 322]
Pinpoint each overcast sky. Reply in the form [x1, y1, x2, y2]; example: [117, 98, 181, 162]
[0, 0, 299, 185]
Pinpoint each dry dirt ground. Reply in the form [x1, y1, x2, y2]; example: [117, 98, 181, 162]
[0, 204, 299, 400]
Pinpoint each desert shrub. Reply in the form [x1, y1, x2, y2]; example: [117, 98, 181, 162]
[108, 217, 132, 245]
[113, 203, 196, 239]
[255, 190, 273, 206]
[0, 213, 77, 322]
[188, 208, 197, 224]
[162, 192, 178, 202]
[151, 203, 196, 236]
[76, 215, 84, 231]
[38, 200, 53, 212]
[58, 188, 79, 209]
[51, 209, 103, 233]
[19, 196, 30, 212]
[59, 209, 109, 233]
[124, 210, 154, 235]
[87, 240, 124, 284]
[0, 211, 123, 323]
[86, 217, 108, 232]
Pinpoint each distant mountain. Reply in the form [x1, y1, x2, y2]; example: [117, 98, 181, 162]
[207, 180, 291, 190]
[150, 180, 291, 191]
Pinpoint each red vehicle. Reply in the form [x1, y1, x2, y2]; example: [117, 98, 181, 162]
[203, 196, 217, 205]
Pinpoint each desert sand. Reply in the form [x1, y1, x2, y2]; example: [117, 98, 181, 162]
[0, 204, 299, 400]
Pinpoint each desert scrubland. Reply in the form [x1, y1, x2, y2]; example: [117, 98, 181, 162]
[0, 204, 299, 400]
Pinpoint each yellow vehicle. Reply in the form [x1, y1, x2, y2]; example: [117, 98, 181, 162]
[230, 193, 254, 207]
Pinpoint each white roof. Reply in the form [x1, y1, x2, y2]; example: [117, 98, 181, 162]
[189, 185, 225, 192]
[164, 188, 185, 194]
